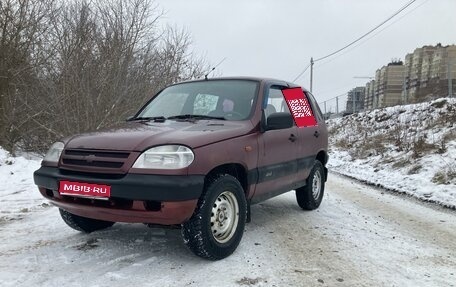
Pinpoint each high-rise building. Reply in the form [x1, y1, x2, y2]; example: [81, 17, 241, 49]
[350, 44, 455, 111]
[402, 44, 455, 102]
[374, 61, 405, 108]
[402, 46, 437, 103]
[373, 69, 382, 109]
[346, 87, 365, 113]
[429, 45, 456, 98]
[364, 80, 375, 110]
[402, 53, 413, 104]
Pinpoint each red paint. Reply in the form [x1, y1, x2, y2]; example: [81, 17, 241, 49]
[282, 88, 317, 127]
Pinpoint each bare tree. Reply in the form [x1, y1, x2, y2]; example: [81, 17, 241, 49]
[46, 0, 208, 135]
[0, 0, 209, 154]
[0, 0, 57, 153]
[155, 26, 208, 85]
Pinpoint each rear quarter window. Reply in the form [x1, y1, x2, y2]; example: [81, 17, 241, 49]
[305, 91, 324, 122]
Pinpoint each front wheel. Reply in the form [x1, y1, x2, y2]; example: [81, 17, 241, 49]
[182, 174, 247, 260]
[59, 209, 115, 233]
[296, 161, 325, 210]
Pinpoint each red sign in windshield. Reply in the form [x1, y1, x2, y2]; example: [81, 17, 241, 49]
[282, 88, 317, 128]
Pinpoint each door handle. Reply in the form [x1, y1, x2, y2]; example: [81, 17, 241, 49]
[288, 134, 297, 142]
[313, 131, 320, 138]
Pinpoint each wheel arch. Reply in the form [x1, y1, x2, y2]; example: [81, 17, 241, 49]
[315, 150, 328, 182]
[205, 163, 249, 196]
[316, 150, 328, 165]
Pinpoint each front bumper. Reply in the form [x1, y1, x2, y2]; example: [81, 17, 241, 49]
[34, 166, 204, 201]
[33, 166, 204, 224]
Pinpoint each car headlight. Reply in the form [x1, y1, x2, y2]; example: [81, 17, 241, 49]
[43, 142, 64, 163]
[132, 145, 194, 169]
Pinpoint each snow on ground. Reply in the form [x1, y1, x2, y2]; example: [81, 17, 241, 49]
[0, 136, 456, 286]
[0, 149, 45, 223]
[1, 165, 455, 286]
[327, 97, 456, 209]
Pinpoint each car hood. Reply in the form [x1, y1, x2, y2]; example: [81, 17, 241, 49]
[64, 120, 255, 151]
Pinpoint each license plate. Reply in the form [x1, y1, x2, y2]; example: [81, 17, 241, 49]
[59, 181, 111, 199]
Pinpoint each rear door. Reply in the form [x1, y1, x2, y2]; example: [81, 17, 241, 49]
[295, 90, 325, 183]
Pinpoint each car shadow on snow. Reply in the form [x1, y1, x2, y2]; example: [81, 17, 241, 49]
[58, 194, 318, 265]
[63, 223, 195, 261]
[248, 193, 314, 227]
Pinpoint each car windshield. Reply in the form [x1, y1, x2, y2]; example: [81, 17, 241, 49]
[136, 80, 259, 121]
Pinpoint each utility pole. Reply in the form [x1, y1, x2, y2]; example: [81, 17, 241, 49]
[310, 57, 314, 93]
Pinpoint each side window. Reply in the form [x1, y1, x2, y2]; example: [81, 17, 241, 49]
[265, 88, 291, 119]
[193, 94, 219, 115]
[305, 91, 324, 122]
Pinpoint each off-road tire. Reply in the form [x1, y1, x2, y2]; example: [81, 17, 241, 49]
[182, 174, 247, 260]
[296, 160, 325, 210]
[59, 209, 114, 233]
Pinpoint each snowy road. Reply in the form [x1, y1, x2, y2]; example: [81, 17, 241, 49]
[1, 173, 455, 287]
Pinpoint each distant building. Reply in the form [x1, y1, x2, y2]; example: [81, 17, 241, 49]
[429, 45, 456, 98]
[374, 61, 405, 108]
[402, 44, 456, 103]
[351, 44, 455, 112]
[403, 46, 437, 103]
[346, 87, 365, 113]
[364, 80, 375, 110]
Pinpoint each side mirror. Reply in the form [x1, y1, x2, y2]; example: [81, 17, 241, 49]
[266, 112, 293, 130]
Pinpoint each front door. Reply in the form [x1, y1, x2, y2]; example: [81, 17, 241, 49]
[253, 86, 299, 203]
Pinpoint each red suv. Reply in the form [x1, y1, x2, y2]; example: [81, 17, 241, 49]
[34, 77, 328, 260]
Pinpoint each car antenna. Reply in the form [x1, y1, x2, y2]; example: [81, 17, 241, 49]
[204, 57, 227, 80]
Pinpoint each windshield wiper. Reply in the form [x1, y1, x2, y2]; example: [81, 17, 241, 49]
[127, 116, 167, 122]
[167, 114, 225, 121]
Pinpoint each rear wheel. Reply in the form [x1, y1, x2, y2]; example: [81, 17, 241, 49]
[59, 209, 114, 233]
[296, 161, 325, 210]
[182, 174, 247, 260]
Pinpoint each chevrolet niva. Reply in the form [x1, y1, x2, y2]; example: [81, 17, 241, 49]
[34, 77, 328, 260]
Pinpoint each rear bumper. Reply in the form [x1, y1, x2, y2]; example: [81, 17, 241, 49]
[34, 166, 204, 224]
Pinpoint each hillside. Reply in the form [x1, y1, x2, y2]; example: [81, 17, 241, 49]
[327, 97, 456, 208]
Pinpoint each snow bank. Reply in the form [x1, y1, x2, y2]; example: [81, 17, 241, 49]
[0, 148, 44, 222]
[327, 98, 456, 208]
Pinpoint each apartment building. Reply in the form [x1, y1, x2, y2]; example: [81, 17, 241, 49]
[372, 61, 405, 108]
[402, 44, 455, 102]
[403, 46, 438, 103]
[430, 45, 456, 97]
[346, 44, 454, 113]
[346, 86, 365, 113]
[364, 80, 375, 110]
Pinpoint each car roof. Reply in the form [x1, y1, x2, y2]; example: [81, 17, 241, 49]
[170, 76, 308, 92]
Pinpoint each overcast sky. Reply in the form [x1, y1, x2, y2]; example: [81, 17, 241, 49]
[156, 0, 456, 106]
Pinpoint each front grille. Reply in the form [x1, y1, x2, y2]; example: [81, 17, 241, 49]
[64, 149, 129, 159]
[61, 149, 131, 171]
[62, 159, 123, 168]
